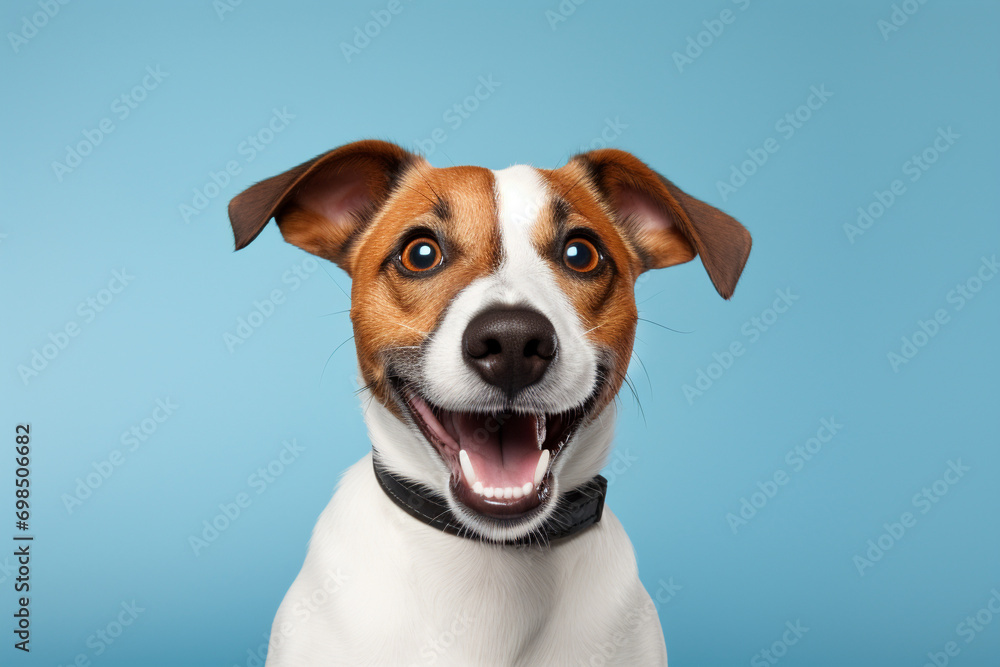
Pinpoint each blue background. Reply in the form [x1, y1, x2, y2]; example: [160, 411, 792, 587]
[2, 1, 998, 665]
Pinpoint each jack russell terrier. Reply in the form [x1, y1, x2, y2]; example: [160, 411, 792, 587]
[228, 140, 751, 666]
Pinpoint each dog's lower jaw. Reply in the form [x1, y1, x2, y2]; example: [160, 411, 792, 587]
[264, 453, 667, 667]
[364, 391, 619, 542]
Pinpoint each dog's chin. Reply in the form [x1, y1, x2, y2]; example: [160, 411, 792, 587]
[390, 381, 597, 533]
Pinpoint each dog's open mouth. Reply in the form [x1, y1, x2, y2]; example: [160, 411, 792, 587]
[404, 394, 589, 519]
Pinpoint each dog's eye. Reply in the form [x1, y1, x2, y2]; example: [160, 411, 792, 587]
[563, 238, 601, 273]
[400, 237, 443, 272]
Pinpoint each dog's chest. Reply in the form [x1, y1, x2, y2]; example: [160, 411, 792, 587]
[266, 457, 664, 666]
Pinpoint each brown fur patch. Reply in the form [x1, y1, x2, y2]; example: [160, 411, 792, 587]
[348, 164, 500, 413]
[534, 164, 646, 413]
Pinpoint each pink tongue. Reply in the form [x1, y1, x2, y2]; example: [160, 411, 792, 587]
[450, 413, 539, 488]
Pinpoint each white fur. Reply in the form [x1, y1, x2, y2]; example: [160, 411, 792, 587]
[408, 165, 607, 541]
[264, 455, 666, 666]
[263, 166, 667, 665]
[420, 165, 598, 416]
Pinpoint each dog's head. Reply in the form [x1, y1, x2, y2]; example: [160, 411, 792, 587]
[229, 140, 750, 541]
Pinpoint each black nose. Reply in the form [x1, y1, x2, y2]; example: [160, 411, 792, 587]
[462, 307, 557, 396]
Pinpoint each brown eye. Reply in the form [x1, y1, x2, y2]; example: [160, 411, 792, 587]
[563, 238, 600, 273]
[400, 237, 442, 272]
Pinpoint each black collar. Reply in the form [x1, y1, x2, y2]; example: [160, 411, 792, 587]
[373, 458, 607, 546]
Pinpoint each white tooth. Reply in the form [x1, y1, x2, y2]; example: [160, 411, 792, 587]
[512, 485, 523, 499]
[535, 417, 547, 449]
[459, 449, 477, 485]
[503, 487, 513, 499]
[522, 482, 533, 496]
[534, 449, 550, 487]
[484, 487, 495, 498]
[473, 481, 484, 495]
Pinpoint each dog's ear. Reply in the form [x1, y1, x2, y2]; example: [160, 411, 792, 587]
[228, 140, 426, 274]
[570, 149, 751, 299]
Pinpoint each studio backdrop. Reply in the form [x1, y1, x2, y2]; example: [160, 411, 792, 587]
[2, 1, 998, 666]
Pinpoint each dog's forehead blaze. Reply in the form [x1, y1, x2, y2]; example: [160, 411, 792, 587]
[349, 165, 500, 399]
[533, 165, 640, 386]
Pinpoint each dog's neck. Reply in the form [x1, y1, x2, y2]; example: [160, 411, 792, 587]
[361, 395, 618, 544]
[371, 457, 608, 545]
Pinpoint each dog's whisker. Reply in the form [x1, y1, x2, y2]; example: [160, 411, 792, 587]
[397, 180, 438, 208]
[318, 264, 351, 302]
[626, 375, 645, 423]
[637, 317, 691, 335]
[636, 289, 666, 306]
[320, 335, 355, 384]
[354, 382, 376, 396]
[600, 363, 644, 421]
[389, 321, 431, 335]
[557, 169, 592, 203]
[417, 170, 444, 204]
[631, 351, 654, 396]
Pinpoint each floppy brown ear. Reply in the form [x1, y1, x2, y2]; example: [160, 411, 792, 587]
[571, 149, 751, 299]
[227, 140, 426, 274]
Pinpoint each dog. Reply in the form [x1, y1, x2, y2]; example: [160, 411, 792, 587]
[228, 140, 751, 666]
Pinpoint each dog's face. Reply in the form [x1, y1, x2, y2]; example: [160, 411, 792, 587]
[230, 141, 750, 541]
